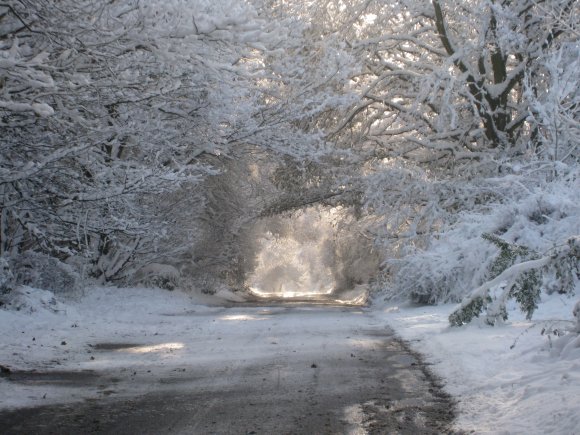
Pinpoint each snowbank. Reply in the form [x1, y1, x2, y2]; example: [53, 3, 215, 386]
[379, 294, 580, 434]
[0, 286, 226, 409]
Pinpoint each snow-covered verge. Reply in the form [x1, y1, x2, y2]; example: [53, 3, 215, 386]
[0, 286, 229, 409]
[378, 294, 580, 435]
[369, 166, 580, 434]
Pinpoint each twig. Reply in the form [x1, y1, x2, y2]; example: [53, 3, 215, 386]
[0, 3, 36, 33]
[510, 322, 537, 349]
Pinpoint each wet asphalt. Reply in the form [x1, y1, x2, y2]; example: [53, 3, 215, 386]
[0, 304, 456, 434]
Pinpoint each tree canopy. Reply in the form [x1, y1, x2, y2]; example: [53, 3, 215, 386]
[1, 0, 578, 317]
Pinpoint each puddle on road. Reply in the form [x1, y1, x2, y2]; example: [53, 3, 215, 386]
[91, 342, 184, 354]
[91, 343, 144, 351]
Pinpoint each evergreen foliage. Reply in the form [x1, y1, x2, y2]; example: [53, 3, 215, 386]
[482, 233, 532, 279]
[549, 237, 580, 295]
[449, 295, 489, 327]
[509, 270, 542, 320]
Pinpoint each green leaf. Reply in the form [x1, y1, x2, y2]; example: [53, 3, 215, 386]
[449, 296, 488, 327]
[509, 269, 541, 320]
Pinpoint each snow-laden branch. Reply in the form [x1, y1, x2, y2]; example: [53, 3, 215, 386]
[0, 101, 54, 117]
[456, 256, 552, 312]
[0, 142, 95, 185]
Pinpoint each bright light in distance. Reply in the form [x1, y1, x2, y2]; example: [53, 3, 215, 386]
[248, 286, 333, 299]
[334, 294, 368, 305]
[246, 207, 339, 300]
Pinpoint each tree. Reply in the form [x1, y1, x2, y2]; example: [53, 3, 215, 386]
[0, 0, 290, 282]
[256, 0, 579, 307]
[317, 0, 578, 164]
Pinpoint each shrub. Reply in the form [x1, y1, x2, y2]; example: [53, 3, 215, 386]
[133, 263, 180, 291]
[7, 251, 81, 296]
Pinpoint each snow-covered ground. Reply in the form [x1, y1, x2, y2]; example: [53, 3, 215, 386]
[1, 286, 579, 434]
[377, 295, 580, 435]
[0, 286, 224, 409]
[0, 285, 372, 410]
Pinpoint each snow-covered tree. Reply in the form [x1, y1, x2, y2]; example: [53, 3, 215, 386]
[449, 235, 579, 326]
[262, 0, 579, 310]
[1, 0, 576, 305]
[0, 0, 290, 282]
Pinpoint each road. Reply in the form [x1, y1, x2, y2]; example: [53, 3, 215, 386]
[0, 303, 455, 434]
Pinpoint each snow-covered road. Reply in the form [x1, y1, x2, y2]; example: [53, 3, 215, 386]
[0, 288, 454, 434]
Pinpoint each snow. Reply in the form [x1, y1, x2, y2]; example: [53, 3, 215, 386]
[31, 103, 54, 117]
[0, 286, 353, 410]
[0, 286, 218, 409]
[0, 101, 54, 116]
[377, 294, 580, 435]
[1, 285, 579, 434]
